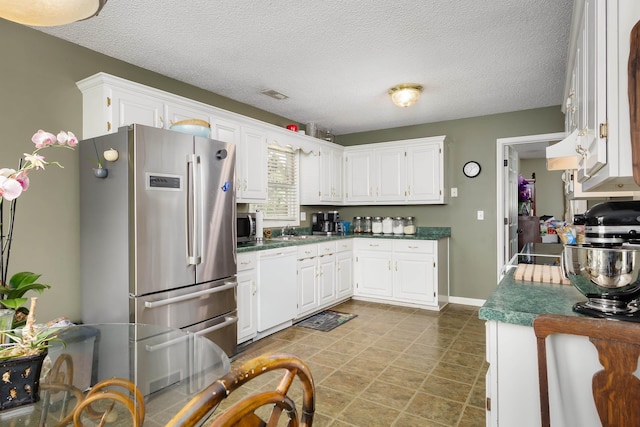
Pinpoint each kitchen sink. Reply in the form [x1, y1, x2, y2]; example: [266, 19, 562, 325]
[270, 235, 325, 241]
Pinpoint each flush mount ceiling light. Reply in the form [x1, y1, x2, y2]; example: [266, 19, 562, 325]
[0, 0, 107, 27]
[388, 84, 424, 107]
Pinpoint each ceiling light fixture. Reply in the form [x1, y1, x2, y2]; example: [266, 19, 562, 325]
[388, 84, 424, 107]
[0, 0, 108, 27]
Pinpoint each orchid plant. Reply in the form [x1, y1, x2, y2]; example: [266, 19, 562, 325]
[0, 130, 77, 327]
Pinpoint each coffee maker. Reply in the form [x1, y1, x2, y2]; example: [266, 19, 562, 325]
[312, 211, 341, 235]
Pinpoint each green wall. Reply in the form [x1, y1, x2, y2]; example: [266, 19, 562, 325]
[333, 107, 565, 300]
[1, 19, 565, 321]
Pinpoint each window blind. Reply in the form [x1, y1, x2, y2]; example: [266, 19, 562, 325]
[255, 145, 299, 220]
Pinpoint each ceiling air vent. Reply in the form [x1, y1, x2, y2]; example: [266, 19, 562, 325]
[261, 89, 289, 100]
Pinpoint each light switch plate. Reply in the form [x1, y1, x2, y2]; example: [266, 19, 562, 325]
[477, 210, 484, 220]
[451, 187, 458, 197]
[300, 212, 306, 221]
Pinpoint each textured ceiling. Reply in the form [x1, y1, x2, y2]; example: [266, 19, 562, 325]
[35, 0, 574, 135]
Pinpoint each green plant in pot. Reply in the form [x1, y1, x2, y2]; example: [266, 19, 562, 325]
[0, 130, 76, 410]
[0, 296, 63, 361]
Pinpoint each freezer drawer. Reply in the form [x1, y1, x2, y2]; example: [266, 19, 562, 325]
[183, 311, 238, 357]
[134, 278, 237, 329]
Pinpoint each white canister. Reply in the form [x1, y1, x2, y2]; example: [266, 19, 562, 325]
[382, 217, 393, 234]
[393, 217, 404, 235]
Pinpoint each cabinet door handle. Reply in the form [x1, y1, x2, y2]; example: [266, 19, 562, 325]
[395, 261, 398, 271]
[388, 260, 391, 270]
[369, 244, 379, 247]
[408, 246, 419, 249]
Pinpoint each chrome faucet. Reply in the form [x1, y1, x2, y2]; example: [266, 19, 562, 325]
[281, 225, 296, 236]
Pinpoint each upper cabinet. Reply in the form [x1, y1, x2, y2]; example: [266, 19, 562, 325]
[562, 0, 640, 192]
[343, 136, 446, 205]
[300, 140, 344, 205]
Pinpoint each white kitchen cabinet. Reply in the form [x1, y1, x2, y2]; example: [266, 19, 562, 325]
[297, 245, 319, 317]
[336, 240, 354, 300]
[343, 149, 374, 203]
[343, 137, 446, 205]
[237, 125, 268, 203]
[375, 147, 406, 202]
[320, 146, 344, 202]
[317, 241, 337, 306]
[237, 252, 257, 344]
[564, 0, 640, 192]
[300, 142, 344, 204]
[354, 240, 393, 298]
[296, 240, 352, 318]
[354, 238, 449, 310]
[393, 240, 437, 305]
[407, 143, 443, 202]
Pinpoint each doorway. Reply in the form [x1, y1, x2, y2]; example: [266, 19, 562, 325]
[495, 132, 565, 279]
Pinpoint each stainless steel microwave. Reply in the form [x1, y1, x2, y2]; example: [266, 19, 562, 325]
[237, 212, 257, 243]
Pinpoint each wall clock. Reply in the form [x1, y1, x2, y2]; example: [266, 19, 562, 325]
[463, 161, 481, 178]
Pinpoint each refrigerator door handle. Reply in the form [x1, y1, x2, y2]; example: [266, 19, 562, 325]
[186, 154, 201, 265]
[144, 281, 238, 309]
[194, 315, 238, 336]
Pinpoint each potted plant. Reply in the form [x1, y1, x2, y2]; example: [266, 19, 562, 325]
[0, 130, 77, 410]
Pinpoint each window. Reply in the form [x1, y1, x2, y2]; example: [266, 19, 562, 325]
[251, 144, 299, 226]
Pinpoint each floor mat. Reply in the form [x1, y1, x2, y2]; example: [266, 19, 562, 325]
[295, 310, 357, 332]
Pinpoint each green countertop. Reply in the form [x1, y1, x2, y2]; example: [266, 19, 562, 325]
[478, 268, 586, 327]
[237, 227, 451, 253]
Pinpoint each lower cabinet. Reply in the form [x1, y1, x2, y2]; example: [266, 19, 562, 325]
[237, 252, 257, 344]
[354, 238, 449, 310]
[336, 240, 354, 300]
[296, 240, 353, 318]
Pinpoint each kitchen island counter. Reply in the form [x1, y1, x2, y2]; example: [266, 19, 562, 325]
[478, 269, 585, 327]
[237, 227, 451, 253]
[480, 269, 609, 427]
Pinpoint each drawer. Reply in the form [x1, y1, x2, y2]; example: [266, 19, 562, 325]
[354, 238, 393, 252]
[336, 239, 354, 253]
[317, 241, 337, 255]
[237, 252, 257, 271]
[393, 240, 435, 254]
[297, 244, 318, 259]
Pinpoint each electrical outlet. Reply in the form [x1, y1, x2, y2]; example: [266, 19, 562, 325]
[451, 187, 458, 197]
[477, 210, 484, 220]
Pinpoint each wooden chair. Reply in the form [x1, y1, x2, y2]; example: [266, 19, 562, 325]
[166, 353, 315, 427]
[533, 314, 640, 427]
[72, 377, 145, 426]
[39, 353, 85, 427]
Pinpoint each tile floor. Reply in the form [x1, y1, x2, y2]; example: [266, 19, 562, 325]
[208, 300, 488, 426]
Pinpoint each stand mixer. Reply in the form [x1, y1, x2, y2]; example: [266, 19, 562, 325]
[563, 201, 640, 321]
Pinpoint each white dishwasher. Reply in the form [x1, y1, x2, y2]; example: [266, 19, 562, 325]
[257, 247, 297, 334]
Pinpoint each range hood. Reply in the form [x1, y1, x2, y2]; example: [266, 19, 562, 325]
[546, 129, 579, 170]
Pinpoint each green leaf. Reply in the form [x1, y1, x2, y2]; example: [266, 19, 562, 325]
[8, 272, 42, 291]
[0, 298, 27, 310]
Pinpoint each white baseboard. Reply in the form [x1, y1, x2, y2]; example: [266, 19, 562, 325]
[448, 296, 486, 307]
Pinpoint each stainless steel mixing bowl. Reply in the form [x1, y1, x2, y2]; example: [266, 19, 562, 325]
[562, 245, 640, 298]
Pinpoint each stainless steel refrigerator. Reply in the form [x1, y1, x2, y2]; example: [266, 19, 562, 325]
[79, 124, 238, 357]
